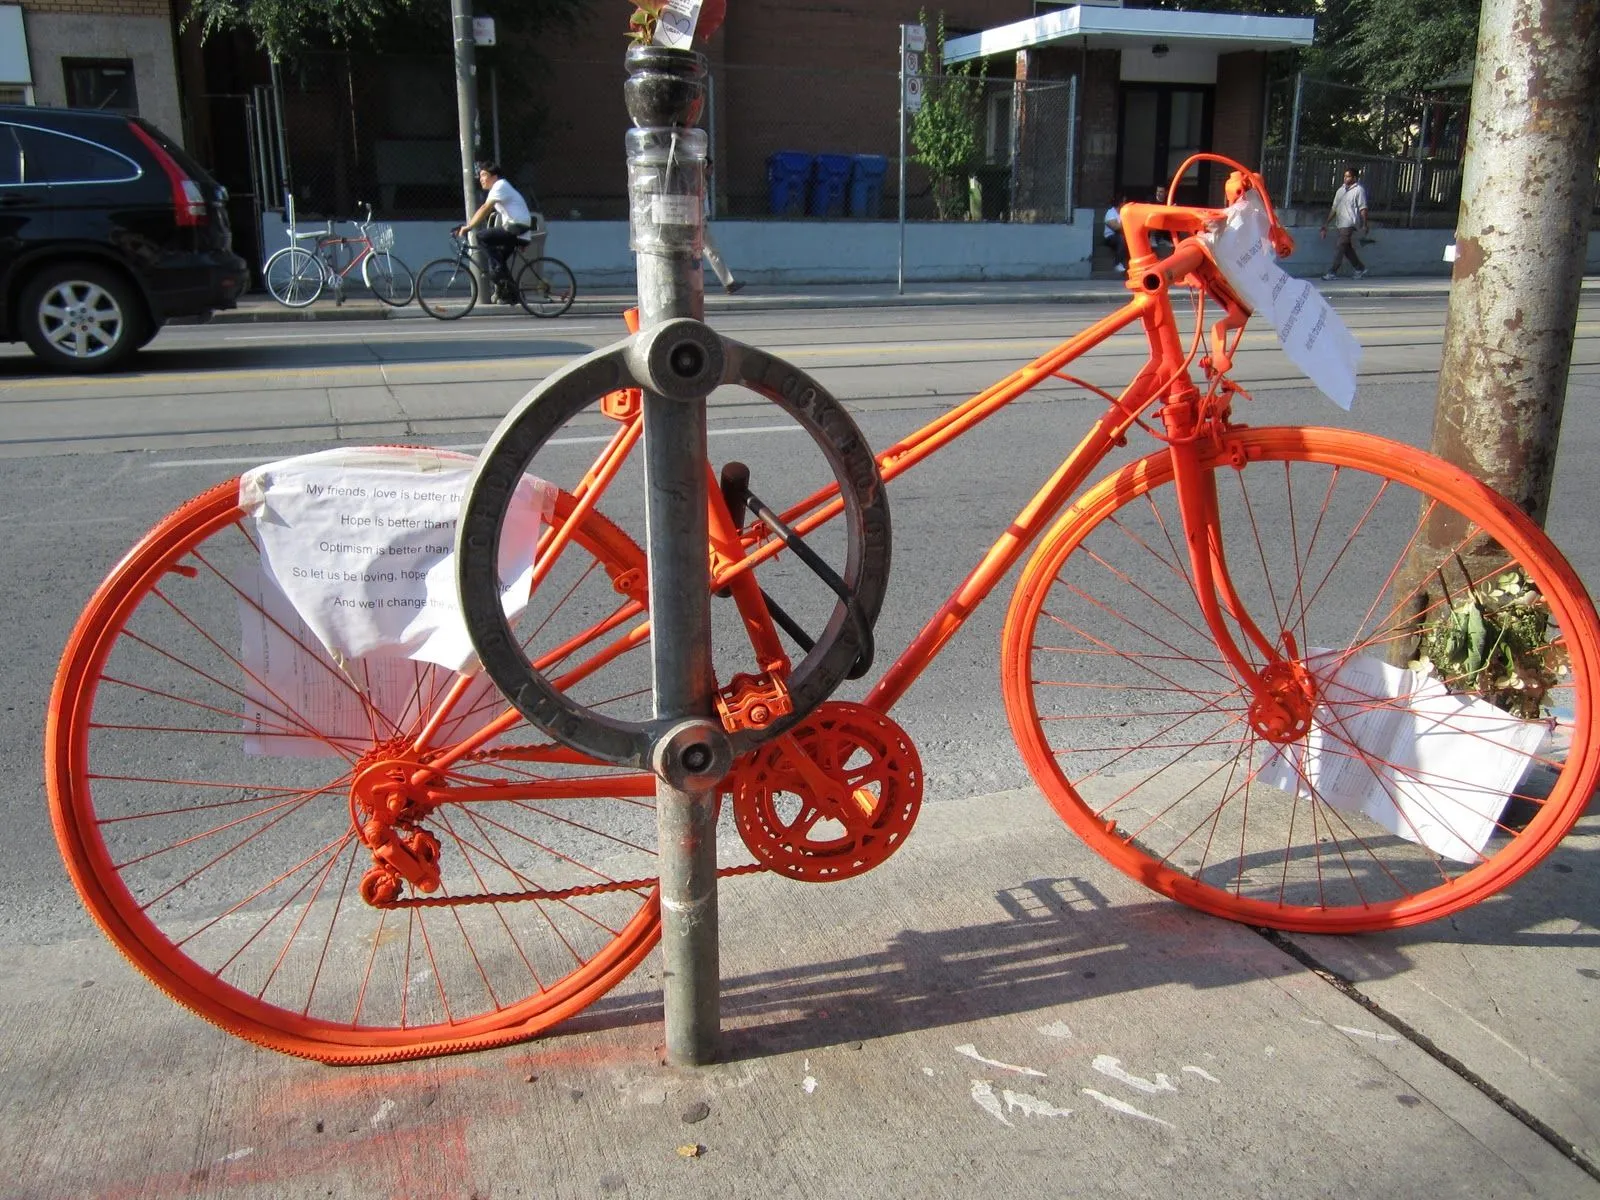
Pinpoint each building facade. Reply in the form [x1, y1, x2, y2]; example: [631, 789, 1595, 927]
[0, 0, 185, 139]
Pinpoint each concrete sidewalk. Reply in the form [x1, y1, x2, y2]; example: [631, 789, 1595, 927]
[208, 273, 1497, 325]
[3, 786, 1596, 1198]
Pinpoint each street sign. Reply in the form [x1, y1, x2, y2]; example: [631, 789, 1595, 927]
[905, 74, 924, 113]
[472, 16, 496, 45]
[904, 51, 920, 76]
[902, 23, 926, 52]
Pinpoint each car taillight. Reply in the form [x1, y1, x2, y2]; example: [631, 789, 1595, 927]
[128, 122, 209, 227]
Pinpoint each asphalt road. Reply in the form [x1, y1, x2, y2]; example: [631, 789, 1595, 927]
[3, 293, 1598, 950]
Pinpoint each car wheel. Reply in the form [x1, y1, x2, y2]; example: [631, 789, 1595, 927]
[20, 264, 146, 372]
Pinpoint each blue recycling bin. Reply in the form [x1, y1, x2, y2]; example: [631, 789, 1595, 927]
[767, 151, 813, 216]
[848, 154, 888, 218]
[809, 153, 853, 217]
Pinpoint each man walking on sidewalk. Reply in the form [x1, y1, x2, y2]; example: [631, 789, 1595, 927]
[1320, 166, 1370, 280]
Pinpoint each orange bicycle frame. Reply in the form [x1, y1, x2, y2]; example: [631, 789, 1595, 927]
[419, 158, 1294, 783]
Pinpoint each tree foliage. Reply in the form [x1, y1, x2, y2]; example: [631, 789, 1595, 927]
[1143, 0, 1481, 96]
[184, 0, 401, 58]
[909, 11, 987, 221]
[184, 0, 588, 59]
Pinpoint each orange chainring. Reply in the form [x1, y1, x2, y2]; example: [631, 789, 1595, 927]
[728, 701, 922, 882]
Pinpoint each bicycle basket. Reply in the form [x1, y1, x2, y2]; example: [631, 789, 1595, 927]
[372, 224, 395, 252]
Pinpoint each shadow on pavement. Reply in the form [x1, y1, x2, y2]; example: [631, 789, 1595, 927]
[555, 874, 1412, 1059]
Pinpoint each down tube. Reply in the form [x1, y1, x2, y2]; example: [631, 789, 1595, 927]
[863, 352, 1167, 716]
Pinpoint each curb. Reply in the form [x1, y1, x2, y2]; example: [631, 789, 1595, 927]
[207, 279, 1488, 325]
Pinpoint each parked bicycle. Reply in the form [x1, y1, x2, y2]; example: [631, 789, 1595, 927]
[415, 228, 576, 320]
[45, 156, 1600, 1063]
[262, 201, 414, 308]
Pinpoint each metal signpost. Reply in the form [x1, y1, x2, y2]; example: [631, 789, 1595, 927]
[898, 22, 924, 295]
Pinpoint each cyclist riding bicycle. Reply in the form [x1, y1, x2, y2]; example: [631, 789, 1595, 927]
[454, 161, 532, 303]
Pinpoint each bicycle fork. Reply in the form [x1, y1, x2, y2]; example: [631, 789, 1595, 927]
[1165, 418, 1316, 745]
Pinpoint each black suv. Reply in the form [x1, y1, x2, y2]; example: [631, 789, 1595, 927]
[0, 105, 247, 372]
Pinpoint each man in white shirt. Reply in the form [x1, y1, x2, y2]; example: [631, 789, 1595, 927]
[1320, 166, 1370, 281]
[456, 161, 533, 302]
[1102, 193, 1127, 272]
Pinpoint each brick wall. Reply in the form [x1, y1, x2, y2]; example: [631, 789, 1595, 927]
[1212, 52, 1266, 203]
[535, 0, 1032, 218]
[23, 0, 170, 15]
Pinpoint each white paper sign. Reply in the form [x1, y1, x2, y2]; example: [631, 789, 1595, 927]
[1260, 650, 1547, 863]
[1203, 192, 1362, 410]
[238, 563, 507, 758]
[239, 447, 553, 673]
[653, 0, 702, 48]
[652, 193, 699, 226]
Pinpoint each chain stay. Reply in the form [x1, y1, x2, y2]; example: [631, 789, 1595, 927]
[373, 861, 768, 909]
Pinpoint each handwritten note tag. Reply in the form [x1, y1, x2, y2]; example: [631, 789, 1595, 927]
[1203, 192, 1362, 410]
[652, 0, 702, 47]
[239, 446, 553, 673]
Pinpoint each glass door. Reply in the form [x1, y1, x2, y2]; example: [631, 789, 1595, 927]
[1116, 84, 1214, 205]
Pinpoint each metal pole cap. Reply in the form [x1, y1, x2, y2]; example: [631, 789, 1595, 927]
[650, 718, 734, 791]
[627, 318, 726, 401]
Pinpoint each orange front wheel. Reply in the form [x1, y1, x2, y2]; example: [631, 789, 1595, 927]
[1002, 426, 1600, 932]
[46, 481, 664, 1062]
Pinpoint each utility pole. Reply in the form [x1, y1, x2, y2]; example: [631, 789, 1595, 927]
[450, 0, 480, 224]
[1425, 0, 1600, 526]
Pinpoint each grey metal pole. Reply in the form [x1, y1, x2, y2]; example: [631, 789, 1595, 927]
[1283, 72, 1303, 213]
[268, 57, 291, 209]
[490, 66, 501, 166]
[1064, 74, 1077, 222]
[450, 0, 479, 224]
[1406, 98, 1426, 228]
[624, 47, 719, 1066]
[707, 73, 718, 219]
[898, 25, 908, 295]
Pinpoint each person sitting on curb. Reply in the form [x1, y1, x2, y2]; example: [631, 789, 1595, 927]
[1102, 194, 1128, 273]
[454, 162, 533, 303]
[1320, 166, 1370, 281]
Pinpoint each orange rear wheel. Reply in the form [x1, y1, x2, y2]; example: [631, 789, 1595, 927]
[47, 481, 663, 1062]
[1003, 427, 1600, 932]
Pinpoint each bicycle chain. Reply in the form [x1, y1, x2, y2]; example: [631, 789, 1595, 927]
[373, 861, 768, 909]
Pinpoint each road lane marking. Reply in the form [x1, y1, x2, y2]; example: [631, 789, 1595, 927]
[142, 422, 803, 468]
[8, 322, 1596, 393]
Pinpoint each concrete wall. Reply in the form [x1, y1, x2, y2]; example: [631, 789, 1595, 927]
[261, 213, 1103, 288]
[21, 6, 183, 143]
[260, 213, 1600, 289]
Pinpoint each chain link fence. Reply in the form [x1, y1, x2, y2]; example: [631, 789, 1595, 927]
[267, 55, 1078, 227]
[1260, 76, 1469, 228]
[266, 52, 547, 225]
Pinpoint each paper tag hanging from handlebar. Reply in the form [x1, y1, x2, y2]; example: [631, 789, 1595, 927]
[1203, 192, 1362, 411]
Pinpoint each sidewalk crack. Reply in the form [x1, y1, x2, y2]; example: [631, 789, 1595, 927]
[1256, 926, 1600, 1184]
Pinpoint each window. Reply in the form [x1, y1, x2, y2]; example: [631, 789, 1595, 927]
[0, 85, 30, 106]
[14, 125, 140, 184]
[63, 59, 138, 114]
[986, 89, 1017, 165]
[0, 126, 20, 186]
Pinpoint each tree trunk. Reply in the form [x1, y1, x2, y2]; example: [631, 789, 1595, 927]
[1428, 0, 1600, 524]
[1392, 0, 1600, 666]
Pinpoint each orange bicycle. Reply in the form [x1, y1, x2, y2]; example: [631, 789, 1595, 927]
[45, 157, 1600, 1064]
